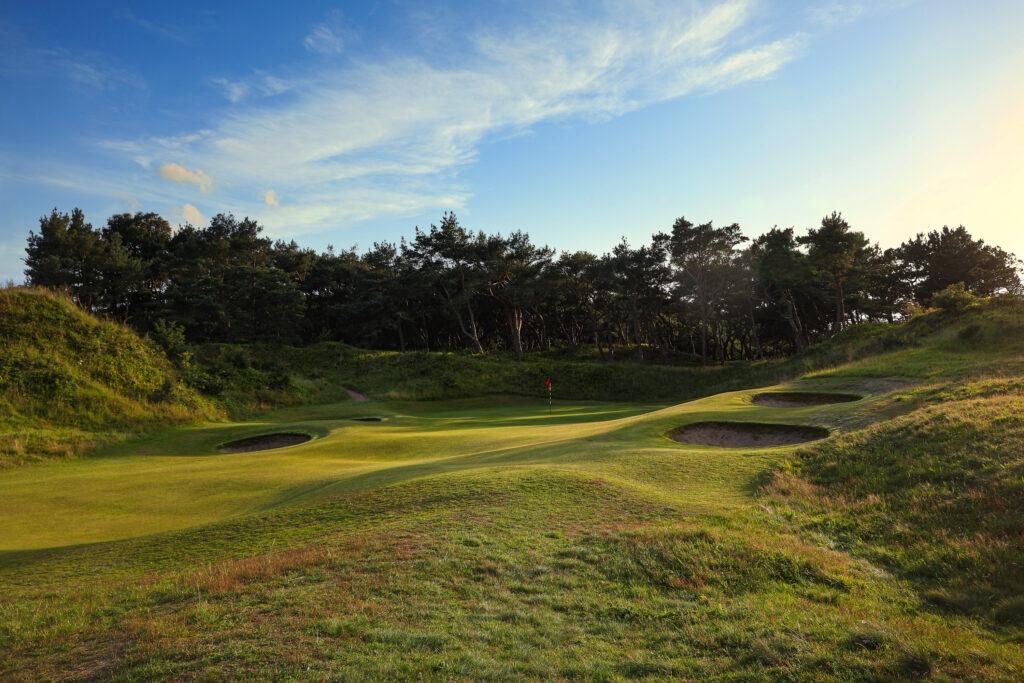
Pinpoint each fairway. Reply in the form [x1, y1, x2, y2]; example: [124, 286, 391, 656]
[5, 352, 1024, 679]
[6, 4, 1024, 675]
[0, 383, 856, 552]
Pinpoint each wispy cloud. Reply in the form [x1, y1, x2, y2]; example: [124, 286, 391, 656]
[0, 22, 143, 91]
[262, 190, 280, 207]
[116, 11, 190, 44]
[806, 2, 865, 25]
[806, 0, 916, 26]
[255, 187, 471, 238]
[303, 10, 350, 55]
[157, 163, 213, 193]
[98, 1, 807, 237]
[211, 71, 297, 103]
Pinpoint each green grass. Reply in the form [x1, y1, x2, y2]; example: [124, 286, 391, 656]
[762, 388, 1024, 626]
[3, 296, 1024, 678]
[0, 287, 215, 468]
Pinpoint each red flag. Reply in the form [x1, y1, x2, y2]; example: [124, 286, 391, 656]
[545, 377, 551, 388]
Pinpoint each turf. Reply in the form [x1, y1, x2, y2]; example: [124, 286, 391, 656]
[3, 299, 1024, 679]
[0, 288, 215, 468]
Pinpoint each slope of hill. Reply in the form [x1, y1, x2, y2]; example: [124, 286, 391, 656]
[0, 287, 214, 467]
[3, 291, 1024, 678]
[0, 285, 888, 468]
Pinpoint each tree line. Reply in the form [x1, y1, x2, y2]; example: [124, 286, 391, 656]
[23, 207, 1021, 363]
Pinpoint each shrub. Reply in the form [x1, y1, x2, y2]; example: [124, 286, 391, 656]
[932, 282, 979, 312]
[151, 319, 189, 365]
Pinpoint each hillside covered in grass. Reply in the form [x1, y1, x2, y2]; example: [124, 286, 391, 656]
[764, 373, 1024, 630]
[0, 288, 215, 467]
[7, 283, 1024, 472]
[0, 285, 866, 467]
[3, 295, 1024, 678]
[189, 295, 1015, 407]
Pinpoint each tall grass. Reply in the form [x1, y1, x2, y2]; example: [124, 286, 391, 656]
[0, 287, 215, 467]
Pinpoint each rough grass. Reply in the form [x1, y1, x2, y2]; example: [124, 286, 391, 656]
[762, 389, 1024, 626]
[0, 288, 215, 467]
[3, 294, 1024, 678]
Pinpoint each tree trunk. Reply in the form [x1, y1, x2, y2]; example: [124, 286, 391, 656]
[507, 307, 524, 358]
[465, 302, 484, 353]
[783, 291, 808, 351]
[699, 315, 709, 367]
[747, 293, 763, 360]
[634, 314, 644, 361]
[834, 275, 845, 332]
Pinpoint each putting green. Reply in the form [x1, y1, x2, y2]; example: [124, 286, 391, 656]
[0, 383, 877, 551]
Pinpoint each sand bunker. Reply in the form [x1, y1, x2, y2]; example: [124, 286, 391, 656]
[217, 433, 312, 453]
[352, 417, 382, 422]
[670, 422, 829, 448]
[751, 391, 861, 408]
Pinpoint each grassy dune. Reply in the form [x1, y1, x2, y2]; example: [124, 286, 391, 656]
[2, 298, 1024, 679]
[0, 288, 214, 468]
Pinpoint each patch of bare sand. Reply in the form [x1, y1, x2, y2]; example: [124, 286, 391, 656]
[670, 422, 829, 448]
[752, 392, 862, 408]
[217, 433, 312, 453]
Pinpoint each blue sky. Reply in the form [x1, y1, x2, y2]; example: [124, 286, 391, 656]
[2, 1, 1023, 281]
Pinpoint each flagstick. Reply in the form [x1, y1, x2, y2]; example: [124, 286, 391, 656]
[548, 384, 552, 415]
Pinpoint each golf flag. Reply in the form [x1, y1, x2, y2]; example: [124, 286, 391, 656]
[546, 377, 551, 388]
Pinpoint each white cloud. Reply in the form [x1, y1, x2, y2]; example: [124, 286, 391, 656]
[157, 162, 213, 193]
[170, 203, 205, 226]
[0, 25, 144, 92]
[116, 11, 189, 44]
[303, 10, 349, 55]
[113, 193, 143, 213]
[806, 2, 865, 25]
[262, 189, 280, 207]
[254, 187, 470, 237]
[99, 1, 806, 239]
[212, 72, 296, 103]
[212, 77, 249, 104]
[806, 0, 916, 26]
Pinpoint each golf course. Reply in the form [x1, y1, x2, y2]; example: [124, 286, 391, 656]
[2, 288, 1023, 680]
[5, 1, 1024, 678]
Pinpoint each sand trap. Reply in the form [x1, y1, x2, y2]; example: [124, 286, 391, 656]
[352, 417, 382, 422]
[217, 433, 312, 453]
[752, 391, 861, 408]
[670, 422, 829, 448]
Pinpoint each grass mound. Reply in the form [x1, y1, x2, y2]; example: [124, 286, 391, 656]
[0, 287, 213, 467]
[764, 386, 1024, 625]
[5, 293, 1024, 677]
